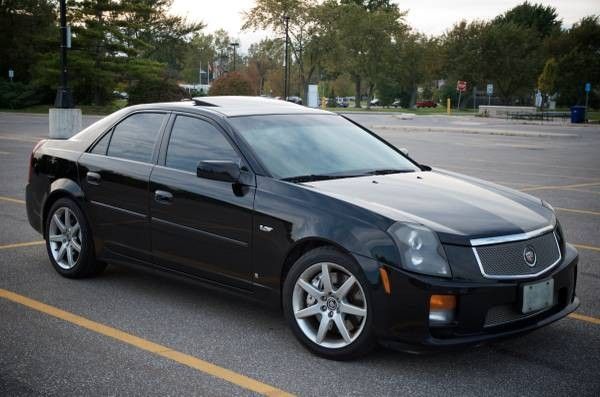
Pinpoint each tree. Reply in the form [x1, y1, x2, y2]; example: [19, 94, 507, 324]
[243, 0, 320, 99]
[494, 1, 561, 38]
[208, 72, 254, 96]
[314, 0, 406, 107]
[551, 16, 600, 107]
[538, 58, 558, 95]
[247, 39, 284, 95]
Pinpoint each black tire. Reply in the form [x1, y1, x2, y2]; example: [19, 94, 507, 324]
[282, 246, 376, 360]
[45, 197, 106, 278]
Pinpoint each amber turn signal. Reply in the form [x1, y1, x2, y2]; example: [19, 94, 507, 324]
[379, 267, 391, 295]
[430, 294, 457, 310]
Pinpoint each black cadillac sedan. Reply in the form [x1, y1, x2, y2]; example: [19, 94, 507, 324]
[26, 96, 579, 360]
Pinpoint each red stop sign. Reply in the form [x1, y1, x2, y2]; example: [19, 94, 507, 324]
[457, 80, 467, 92]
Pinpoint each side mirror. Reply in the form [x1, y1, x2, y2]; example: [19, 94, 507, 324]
[399, 147, 409, 156]
[197, 160, 241, 183]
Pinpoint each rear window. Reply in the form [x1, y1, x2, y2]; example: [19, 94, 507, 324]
[107, 113, 165, 163]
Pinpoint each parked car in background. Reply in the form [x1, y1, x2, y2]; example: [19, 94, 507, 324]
[416, 100, 437, 108]
[336, 97, 349, 108]
[287, 96, 303, 105]
[369, 98, 380, 106]
[392, 99, 402, 108]
[26, 97, 578, 360]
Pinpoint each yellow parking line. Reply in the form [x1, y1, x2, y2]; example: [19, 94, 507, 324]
[569, 313, 600, 325]
[0, 240, 44, 250]
[0, 288, 293, 397]
[446, 165, 597, 182]
[0, 195, 25, 204]
[555, 207, 600, 216]
[520, 181, 600, 192]
[573, 244, 600, 253]
[0, 151, 10, 155]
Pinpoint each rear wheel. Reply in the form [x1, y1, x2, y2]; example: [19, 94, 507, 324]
[283, 247, 375, 360]
[45, 198, 106, 278]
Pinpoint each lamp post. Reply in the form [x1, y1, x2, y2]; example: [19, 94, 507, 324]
[229, 42, 239, 72]
[283, 15, 290, 100]
[54, 0, 73, 108]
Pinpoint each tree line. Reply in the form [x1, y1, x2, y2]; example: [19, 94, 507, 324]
[0, 0, 598, 109]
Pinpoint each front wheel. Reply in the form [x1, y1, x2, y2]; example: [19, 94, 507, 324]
[283, 247, 375, 360]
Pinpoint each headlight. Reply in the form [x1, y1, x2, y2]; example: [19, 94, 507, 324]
[387, 223, 451, 278]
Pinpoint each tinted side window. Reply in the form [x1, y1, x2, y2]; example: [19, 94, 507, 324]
[107, 113, 165, 163]
[165, 116, 239, 173]
[90, 131, 111, 155]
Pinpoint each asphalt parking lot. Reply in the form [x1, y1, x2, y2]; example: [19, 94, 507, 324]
[1, 111, 599, 396]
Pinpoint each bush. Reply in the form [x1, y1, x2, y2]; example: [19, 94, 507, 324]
[128, 78, 187, 105]
[0, 81, 48, 109]
[208, 72, 253, 96]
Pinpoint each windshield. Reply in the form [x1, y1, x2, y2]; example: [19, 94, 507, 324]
[229, 114, 419, 180]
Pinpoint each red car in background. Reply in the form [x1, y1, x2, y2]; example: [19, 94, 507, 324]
[416, 100, 437, 108]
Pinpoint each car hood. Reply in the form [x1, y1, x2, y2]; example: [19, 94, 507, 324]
[303, 169, 555, 246]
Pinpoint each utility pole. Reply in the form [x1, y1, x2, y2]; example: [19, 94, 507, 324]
[229, 42, 239, 72]
[283, 15, 290, 100]
[54, 0, 72, 108]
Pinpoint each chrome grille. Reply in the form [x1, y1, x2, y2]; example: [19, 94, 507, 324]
[473, 231, 560, 279]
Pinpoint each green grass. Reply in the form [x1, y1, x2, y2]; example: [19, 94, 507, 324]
[0, 99, 127, 116]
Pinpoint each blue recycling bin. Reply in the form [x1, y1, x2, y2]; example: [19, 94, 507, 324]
[570, 106, 586, 123]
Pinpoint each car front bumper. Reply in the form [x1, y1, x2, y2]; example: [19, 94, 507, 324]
[363, 243, 579, 352]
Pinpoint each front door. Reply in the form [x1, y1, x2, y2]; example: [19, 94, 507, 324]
[149, 114, 255, 290]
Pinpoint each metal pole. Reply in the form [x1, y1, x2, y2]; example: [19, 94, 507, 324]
[54, 0, 72, 108]
[473, 86, 476, 113]
[284, 15, 290, 100]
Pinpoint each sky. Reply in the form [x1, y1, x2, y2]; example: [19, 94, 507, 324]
[169, 0, 600, 51]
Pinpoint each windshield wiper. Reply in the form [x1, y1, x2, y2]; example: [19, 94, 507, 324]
[364, 169, 415, 175]
[281, 174, 360, 183]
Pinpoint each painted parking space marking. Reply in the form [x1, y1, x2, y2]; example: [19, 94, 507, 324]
[445, 165, 597, 182]
[520, 181, 600, 192]
[0, 288, 294, 397]
[568, 313, 600, 325]
[0, 240, 44, 250]
[572, 244, 600, 253]
[0, 195, 25, 204]
[555, 207, 600, 216]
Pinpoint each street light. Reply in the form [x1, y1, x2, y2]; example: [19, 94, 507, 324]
[229, 42, 239, 72]
[54, 0, 73, 108]
[283, 15, 290, 100]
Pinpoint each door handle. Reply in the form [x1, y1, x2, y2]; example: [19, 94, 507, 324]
[86, 171, 101, 185]
[154, 190, 173, 204]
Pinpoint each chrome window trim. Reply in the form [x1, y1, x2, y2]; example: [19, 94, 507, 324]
[470, 224, 555, 247]
[472, 232, 562, 280]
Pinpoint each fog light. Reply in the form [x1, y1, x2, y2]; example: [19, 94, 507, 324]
[429, 294, 457, 325]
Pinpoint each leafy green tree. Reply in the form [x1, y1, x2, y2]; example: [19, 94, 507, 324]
[314, 0, 406, 107]
[243, 0, 320, 99]
[0, 0, 57, 84]
[494, 1, 561, 38]
[552, 16, 600, 107]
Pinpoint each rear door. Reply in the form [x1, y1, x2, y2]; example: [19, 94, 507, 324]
[78, 112, 167, 262]
[149, 114, 255, 290]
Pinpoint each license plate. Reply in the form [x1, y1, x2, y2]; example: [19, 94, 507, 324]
[521, 278, 554, 314]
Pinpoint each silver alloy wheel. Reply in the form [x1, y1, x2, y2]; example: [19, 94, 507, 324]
[48, 207, 82, 270]
[292, 262, 367, 349]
